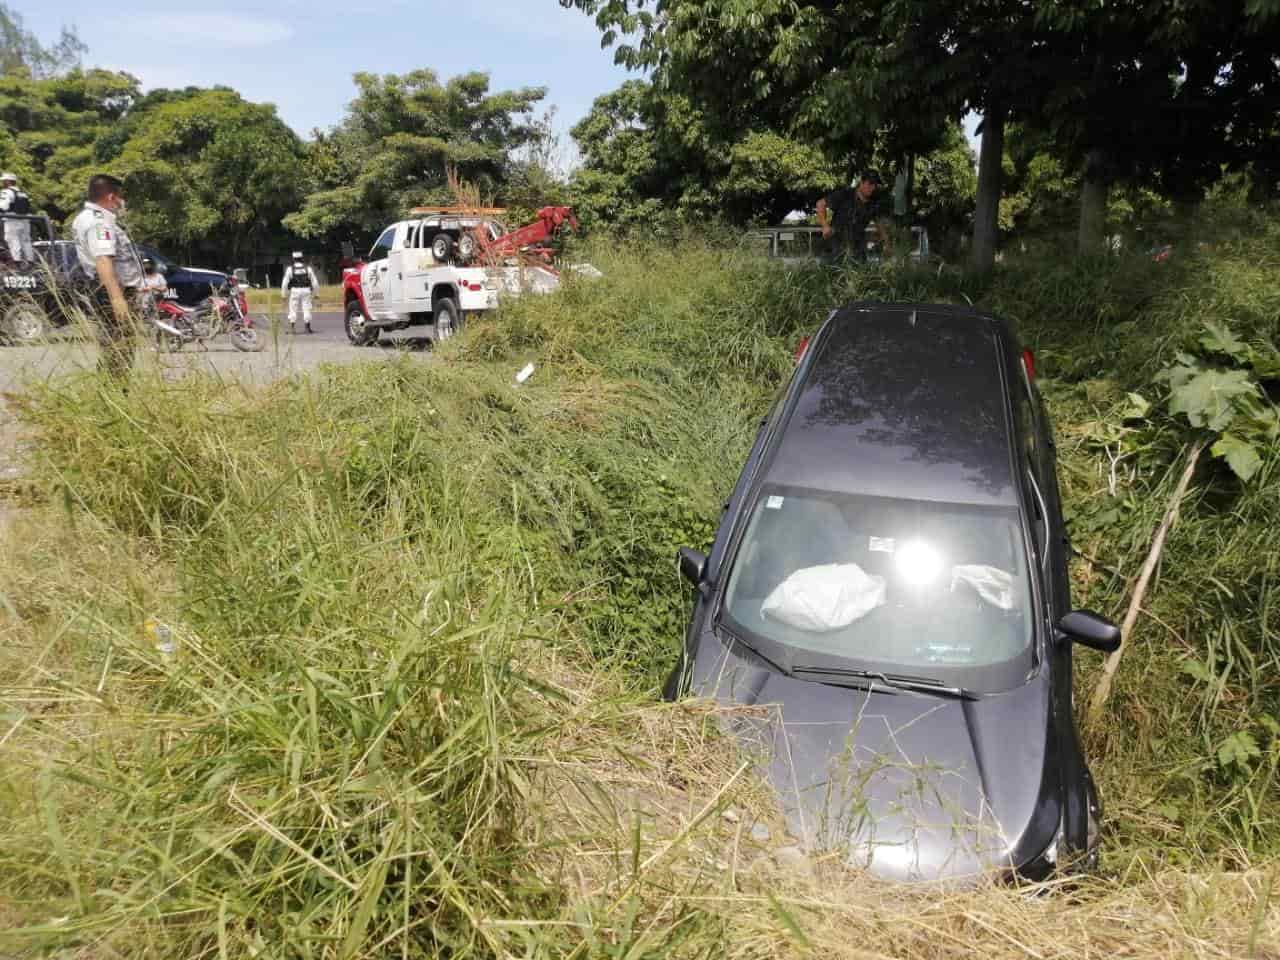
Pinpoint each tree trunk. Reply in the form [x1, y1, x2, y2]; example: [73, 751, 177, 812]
[1077, 149, 1109, 256]
[970, 105, 1005, 274]
[904, 153, 915, 217]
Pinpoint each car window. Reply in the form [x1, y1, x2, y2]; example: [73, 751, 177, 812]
[368, 227, 397, 261]
[720, 486, 1034, 691]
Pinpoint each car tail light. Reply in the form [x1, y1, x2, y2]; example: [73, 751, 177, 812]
[1022, 348, 1036, 381]
[464, 281, 483, 291]
[794, 336, 810, 362]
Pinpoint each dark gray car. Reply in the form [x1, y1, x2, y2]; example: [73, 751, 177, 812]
[669, 301, 1120, 882]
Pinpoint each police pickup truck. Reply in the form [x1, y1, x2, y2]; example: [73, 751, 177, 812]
[1, 216, 93, 344]
[342, 217, 562, 346]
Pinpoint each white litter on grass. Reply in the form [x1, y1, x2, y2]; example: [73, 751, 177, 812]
[515, 362, 535, 384]
[761, 563, 886, 632]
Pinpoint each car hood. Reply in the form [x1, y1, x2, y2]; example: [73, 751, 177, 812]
[688, 629, 1060, 882]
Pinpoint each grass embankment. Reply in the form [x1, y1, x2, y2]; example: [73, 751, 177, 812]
[1, 234, 1277, 957]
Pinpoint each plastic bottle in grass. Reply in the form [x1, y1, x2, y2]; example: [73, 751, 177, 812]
[143, 618, 177, 660]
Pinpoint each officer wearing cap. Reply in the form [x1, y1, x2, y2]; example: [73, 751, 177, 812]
[71, 174, 144, 378]
[0, 172, 34, 263]
[280, 251, 318, 334]
[816, 171, 890, 262]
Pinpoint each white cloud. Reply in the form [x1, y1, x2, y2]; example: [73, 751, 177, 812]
[114, 14, 294, 49]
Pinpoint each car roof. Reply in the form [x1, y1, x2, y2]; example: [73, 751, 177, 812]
[762, 302, 1019, 507]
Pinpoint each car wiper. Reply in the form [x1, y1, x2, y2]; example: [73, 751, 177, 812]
[791, 665, 980, 701]
[714, 623, 790, 675]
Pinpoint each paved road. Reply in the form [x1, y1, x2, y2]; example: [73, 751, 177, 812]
[0, 309, 442, 396]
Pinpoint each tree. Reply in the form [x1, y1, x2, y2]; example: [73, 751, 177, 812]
[0, 2, 85, 79]
[285, 70, 548, 247]
[560, 0, 1059, 272]
[87, 89, 307, 265]
[569, 79, 838, 232]
[912, 123, 978, 244]
[1027, 0, 1280, 252]
[0, 67, 139, 220]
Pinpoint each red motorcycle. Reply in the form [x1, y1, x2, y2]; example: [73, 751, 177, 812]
[148, 282, 262, 352]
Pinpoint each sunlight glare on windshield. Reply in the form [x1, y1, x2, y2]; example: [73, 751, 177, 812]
[894, 540, 944, 585]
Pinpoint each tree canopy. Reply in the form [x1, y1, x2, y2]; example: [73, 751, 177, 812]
[561, 0, 1280, 263]
[285, 70, 548, 246]
[569, 79, 839, 231]
[92, 89, 307, 265]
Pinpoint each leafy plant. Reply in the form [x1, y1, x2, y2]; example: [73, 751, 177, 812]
[1156, 321, 1279, 482]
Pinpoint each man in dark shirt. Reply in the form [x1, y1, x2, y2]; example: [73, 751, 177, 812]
[817, 171, 889, 261]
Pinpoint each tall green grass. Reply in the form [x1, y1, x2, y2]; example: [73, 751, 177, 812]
[1, 235, 1277, 956]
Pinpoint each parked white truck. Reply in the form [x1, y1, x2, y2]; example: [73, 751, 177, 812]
[341, 213, 569, 346]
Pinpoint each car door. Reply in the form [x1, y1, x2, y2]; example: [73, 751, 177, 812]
[401, 221, 434, 307]
[363, 226, 398, 319]
[384, 222, 414, 316]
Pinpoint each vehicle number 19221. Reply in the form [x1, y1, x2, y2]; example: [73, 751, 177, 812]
[2, 274, 37, 290]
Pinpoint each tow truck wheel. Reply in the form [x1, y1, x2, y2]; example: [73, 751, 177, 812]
[432, 298, 460, 342]
[2, 301, 49, 344]
[457, 233, 477, 262]
[430, 233, 455, 264]
[345, 302, 380, 346]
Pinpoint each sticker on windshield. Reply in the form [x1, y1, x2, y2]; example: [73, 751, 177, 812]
[765, 495, 785, 510]
[868, 536, 895, 553]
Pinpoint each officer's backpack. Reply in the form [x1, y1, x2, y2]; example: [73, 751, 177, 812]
[10, 191, 30, 215]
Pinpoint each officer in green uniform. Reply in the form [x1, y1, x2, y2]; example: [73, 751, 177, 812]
[71, 174, 143, 378]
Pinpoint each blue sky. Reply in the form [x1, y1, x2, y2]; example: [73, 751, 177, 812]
[19, 0, 632, 155]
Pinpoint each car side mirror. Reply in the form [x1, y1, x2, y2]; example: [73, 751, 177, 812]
[1057, 610, 1121, 653]
[677, 547, 707, 587]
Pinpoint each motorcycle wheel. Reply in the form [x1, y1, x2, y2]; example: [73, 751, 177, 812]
[231, 324, 262, 352]
[155, 328, 185, 353]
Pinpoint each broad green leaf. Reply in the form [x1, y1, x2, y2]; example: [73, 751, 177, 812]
[1179, 658, 1213, 683]
[1120, 391, 1150, 420]
[1247, 346, 1280, 379]
[1168, 368, 1257, 432]
[1199, 321, 1248, 359]
[1211, 433, 1263, 481]
[1217, 731, 1261, 771]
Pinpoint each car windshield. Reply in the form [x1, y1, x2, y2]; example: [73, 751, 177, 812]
[719, 485, 1035, 691]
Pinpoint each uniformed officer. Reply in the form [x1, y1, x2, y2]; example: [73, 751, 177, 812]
[71, 174, 144, 378]
[280, 251, 318, 334]
[0, 172, 34, 263]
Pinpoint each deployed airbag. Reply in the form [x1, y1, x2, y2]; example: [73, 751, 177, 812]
[950, 564, 1016, 610]
[761, 563, 886, 632]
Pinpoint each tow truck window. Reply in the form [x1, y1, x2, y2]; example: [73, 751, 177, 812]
[369, 227, 396, 260]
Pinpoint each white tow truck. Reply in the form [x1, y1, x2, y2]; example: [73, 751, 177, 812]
[341, 209, 572, 346]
